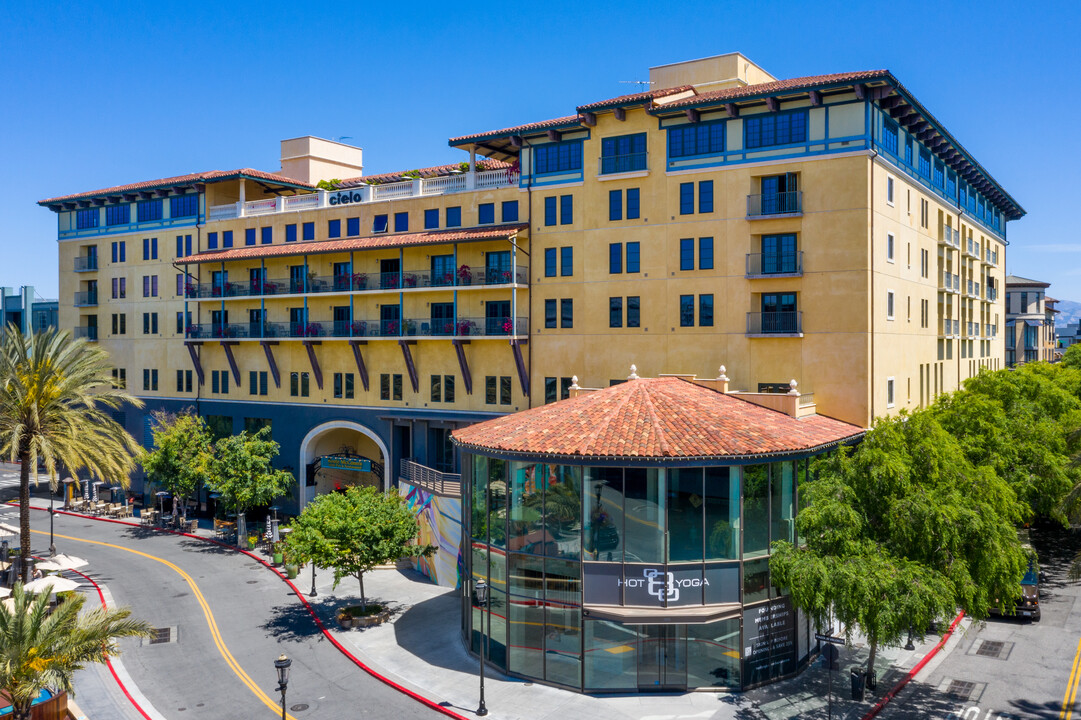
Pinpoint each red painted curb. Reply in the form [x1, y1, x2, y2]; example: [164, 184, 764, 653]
[861, 610, 965, 720]
[23, 504, 472, 720]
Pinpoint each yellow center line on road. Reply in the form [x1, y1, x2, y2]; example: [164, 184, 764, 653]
[1061, 636, 1081, 719]
[32, 528, 296, 720]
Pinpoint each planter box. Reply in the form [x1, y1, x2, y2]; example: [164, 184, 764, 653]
[352, 609, 392, 628]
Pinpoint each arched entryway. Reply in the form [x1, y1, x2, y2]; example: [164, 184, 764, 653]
[298, 421, 390, 508]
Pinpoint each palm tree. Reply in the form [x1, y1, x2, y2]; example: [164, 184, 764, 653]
[0, 583, 151, 719]
[0, 326, 143, 582]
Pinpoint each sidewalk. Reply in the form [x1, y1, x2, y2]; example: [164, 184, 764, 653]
[21, 495, 961, 720]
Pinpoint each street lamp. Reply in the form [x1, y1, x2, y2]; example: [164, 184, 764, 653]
[309, 563, 317, 598]
[274, 653, 291, 720]
[475, 579, 488, 717]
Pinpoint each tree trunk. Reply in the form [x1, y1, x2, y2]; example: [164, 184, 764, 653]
[12, 701, 31, 720]
[18, 446, 31, 584]
[866, 636, 878, 676]
[358, 573, 366, 613]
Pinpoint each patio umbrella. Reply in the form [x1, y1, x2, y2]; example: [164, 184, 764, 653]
[23, 576, 81, 594]
[156, 491, 170, 516]
[110, 485, 124, 505]
[0, 587, 11, 598]
[35, 554, 88, 572]
[0, 522, 19, 537]
[1, 597, 14, 612]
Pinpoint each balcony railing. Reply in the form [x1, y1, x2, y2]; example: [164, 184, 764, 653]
[185, 317, 528, 340]
[599, 152, 648, 175]
[747, 191, 802, 218]
[206, 168, 519, 221]
[940, 226, 959, 248]
[73, 326, 98, 341]
[74, 290, 98, 307]
[400, 459, 461, 497]
[746, 251, 803, 277]
[73, 256, 98, 272]
[747, 311, 802, 335]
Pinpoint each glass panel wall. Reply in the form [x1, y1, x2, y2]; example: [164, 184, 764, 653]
[508, 554, 545, 677]
[509, 462, 546, 553]
[624, 468, 663, 563]
[584, 619, 637, 690]
[668, 468, 704, 562]
[743, 557, 770, 604]
[705, 467, 739, 560]
[742, 464, 769, 558]
[488, 458, 507, 548]
[488, 550, 508, 667]
[584, 467, 624, 561]
[544, 558, 582, 687]
[770, 461, 795, 547]
[546, 465, 582, 560]
[471, 455, 488, 543]
[686, 617, 741, 688]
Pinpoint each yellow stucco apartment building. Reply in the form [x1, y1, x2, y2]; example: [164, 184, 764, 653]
[41, 53, 1023, 510]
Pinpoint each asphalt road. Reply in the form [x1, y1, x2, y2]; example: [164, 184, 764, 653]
[877, 522, 1081, 720]
[14, 507, 448, 720]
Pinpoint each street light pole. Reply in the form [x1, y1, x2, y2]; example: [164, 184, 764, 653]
[309, 563, 317, 598]
[475, 579, 488, 717]
[274, 653, 291, 720]
[48, 490, 56, 557]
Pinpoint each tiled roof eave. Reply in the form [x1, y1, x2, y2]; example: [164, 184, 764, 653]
[39, 169, 314, 207]
[448, 116, 584, 147]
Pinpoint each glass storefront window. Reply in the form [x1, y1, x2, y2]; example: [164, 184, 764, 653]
[797, 459, 809, 547]
[508, 554, 545, 677]
[546, 465, 582, 560]
[544, 558, 582, 687]
[488, 550, 508, 667]
[743, 557, 770, 604]
[742, 465, 769, 558]
[470, 541, 487, 653]
[509, 462, 547, 554]
[770, 461, 795, 547]
[584, 619, 637, 691]
[624, 468, 664, 563]
[471, 455, 488, 541]
[584, 467, 624, 561]
[705, 466, 739, 560]
[686, 617, 741, 688]
[668, 468, 704, 562]
[488, 457, 507, 548]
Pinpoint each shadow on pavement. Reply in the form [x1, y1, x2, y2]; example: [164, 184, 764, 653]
[391, 592, 474, 674]
[174, 537, 237, 555]
[260, 600, 326, 643]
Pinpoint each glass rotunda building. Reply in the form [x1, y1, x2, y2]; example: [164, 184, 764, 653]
[452, 374, 864, 693]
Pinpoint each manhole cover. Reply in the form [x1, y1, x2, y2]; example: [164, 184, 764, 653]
[947, 679, 976, 701]
[148, 627, 176, 645]
[977, 640, 1005, 658]
[290, 704, 309, 712]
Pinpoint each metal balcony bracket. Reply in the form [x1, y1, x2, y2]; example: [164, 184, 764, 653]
[260, 341, 281, 388]
[349, 340, 369, 391]
[452, 339, 473, 395]
[302, 340, 323, 390]
[510, 339, 530, 396]
[184, 342, 205, 386]
[399, 340, 419, 393]
[220, 342, 241, 385]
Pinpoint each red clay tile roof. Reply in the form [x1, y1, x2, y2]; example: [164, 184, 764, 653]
[453, 377, 864, 461]
[337, 160, 514, 188]
[448, 116, 584, 145]
[653, 70, 891, 110]
[183, 224, 528, 264]
[577, 84, 696, 112]
[38, 169, 314, 205]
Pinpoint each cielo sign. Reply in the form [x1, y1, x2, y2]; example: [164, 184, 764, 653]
[327, 189, 366, 206]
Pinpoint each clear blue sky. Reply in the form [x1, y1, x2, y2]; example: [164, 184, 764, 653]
[2, 1, 1078, 303]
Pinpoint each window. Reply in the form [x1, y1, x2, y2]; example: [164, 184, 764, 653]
[211, 370, 229, 395]
[609, 297, 623, 328]
[111, 241, 126, 263]
[222, 230, 233, 248]
[883, 119, 899, 155]
[378, 373, 402, 401]
[334, 372, 355, 399]
[887, 377, 895, 408]
[699, 237, 714, 270]
[430, 374, 441, 402]
[627, 188, 640, 219]
[600, 132, 647, 174]
[500, 376, 512, 405]
[111, 313, 126, 335]
[142, 312, 158, 334]
[290, 372, 310, 398]
[609, 243, 622, 274]
[699, 180, 714, 213]
[394, 211, 408, 232]
[346, 217, 360, 236]
[627, 296, 640, 328]
[920, 198, 929, 228]
[668, 120, 725, 158]
[249, 371, 268, 396]
[887, 233, 895, 262]
[137, 199, 162, 223]
[544, 197, 557, 226]
[176, 234, 192, 257]
[544, 248, 557, 277]
[285, 224, 297, 242]
[560, 247, 573, 276]
[485, 376, 497, 404]
[368, 214, 387, 233]
[680, 295, 694, 327]
[933, 161, 944, 190]
[328, 219, 342, 238]
[886, 176, 894, 205]
[534, 141, 582, 174]
[243, 228, 254, 246]
[561, 299, 573, 328]
[609, 190, 622, 221]
[680, 238, 694, 270]
[918, 147, 931, 178]
[627, 241, 640, 273]
[261, 226, 272, 244]
[446, 206, 461, 227]
[744, 109, 808, 148]
[679, 182, 694, 215]
[699, 294, 713, 327]
[111, 368, 126, 389]
[887, 290, 895, 320]
[761, 293, 798, 333]
[176, 370, 193, 393]
[105, 204, 130, 226]
[424, 208, 439, 229]
[759, 172, 799, 214]
[545, 299, 557, 328]
[478, 203, 494, 225]
[444, 375, 455, 403]
[905, 138, 913, 166]
[117, 277, 126, 298]
[302, 222, 314, 241]
[142, 237, 158, 260]
[76, 208, 99, 229]
[207, 232, 219, 250]
[560, 195, 573, 225]
[543, 376, 575, 404]
[143, 369, 159, 392]
[170, 194, 198, 218]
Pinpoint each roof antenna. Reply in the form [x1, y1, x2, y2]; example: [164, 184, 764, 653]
[620, 80, 655, 92]
[335, 136, 353, 143]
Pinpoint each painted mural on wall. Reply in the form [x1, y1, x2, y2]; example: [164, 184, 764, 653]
[401, 481, 462, 588]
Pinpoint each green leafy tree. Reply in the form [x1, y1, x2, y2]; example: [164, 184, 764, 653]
[0, 583, 151, 720]
[771, 411, 1028, 674]
[1063, 343, 1081, 370]
[0, 327, 143, 582]
[284, 485, 431, 611]
[204, 426, 293, 516]
[315, 178, 342, 190]
[140, 411, 213, 513]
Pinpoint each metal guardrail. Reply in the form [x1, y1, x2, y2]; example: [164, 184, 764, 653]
[74, 256, 98, 272]
[73, 326, 97, 341]
[399, 459, 461, 497]
[746, 251, 802, 276]
[74, 291, 98, 307]
[746, 311, 802, 335]
[747, 191, 802, 217]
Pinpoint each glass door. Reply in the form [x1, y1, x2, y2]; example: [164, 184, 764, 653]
[637, 625, 686, 691]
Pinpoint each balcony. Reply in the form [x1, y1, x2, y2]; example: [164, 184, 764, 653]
[399, 459, 461, 497]
[747, 191, 802, 218]
[73, 326, 98, 341]
[74, 290, 98, 307]
[598, 152, 648, 176]
[206, 168, 519, 221]
[939, 226, 959, 248]
[746, 251, 803, 278]
[185, 317, 528, 341]
[964, 240, 979, 259]
[747, 311, 802, 337]
[73, 256, 98, 272]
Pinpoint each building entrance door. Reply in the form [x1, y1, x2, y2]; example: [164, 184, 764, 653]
[637, 625, 686, 691]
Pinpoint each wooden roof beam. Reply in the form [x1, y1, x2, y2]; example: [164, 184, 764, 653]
[724, 103, 739, 118]
[685, 108, 700, 123]
[302, 340, 323, 390]
[348, 340, 369, 392]
[452, 339, 473, 395]
[260, 341, 280, 388]
[399, 340, 419, 393]
[185, 342, 205, 386]
[613, 107, 626, 121]
[809, 90, 823, 107]
[546, 129, 562, 142]
[765, 96, 780, 112]
[879, 94, 903, 110]
[220, 342, 241, 385]
[581, 112, 596, 127]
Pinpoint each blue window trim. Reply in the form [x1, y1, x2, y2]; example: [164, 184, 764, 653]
[170, 194, 198, 218]
[446, 206, 462, 228]
[699, 237, 714, 270]
[302, 222, 314, 241]
[609, 243, 622, 274]
[560, 246, 573, 276]
[609, 190, 622, 221]
[424, 208, 439, 229]
[346, 217, 360, 236]
[501, 201, 518, 222]
[626, 241, 640, 273]
[698, 181, 714, 214]
[544, 248, 557, 278]
[534, 140, 583, 175]
[286, 224, 297, 242]
[222, 231, 233, 248]
[245, 228, 256, 246]
[137, 199, 163, 223]
[667, 120, 726, 159]
[626, 188, 640, 219]
[560, 195, 573, 225]
[75, 208, 99, 229]
[105, 204, 130, 226]
[744, 109, 808, 150]
[600, 133, 647, 174]
[679, 238, 694, 271]
[394, 211, 409, 232]
[679, 183, 694, 215]
[478, 203, 494, 225]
